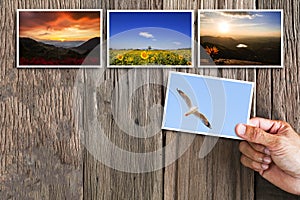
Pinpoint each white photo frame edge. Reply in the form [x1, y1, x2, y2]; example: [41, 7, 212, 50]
[161, 71, 255, 140]
[16, 8, 103, 68]
[106, 10, 195, 68]
[197, 9, 284, 68]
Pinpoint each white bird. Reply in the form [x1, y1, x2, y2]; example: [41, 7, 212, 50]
[176, 88, 212, 129]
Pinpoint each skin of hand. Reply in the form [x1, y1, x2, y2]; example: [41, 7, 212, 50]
[235, 117, 300, 195]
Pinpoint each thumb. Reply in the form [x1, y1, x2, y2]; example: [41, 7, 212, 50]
[235, 124, 278, 148]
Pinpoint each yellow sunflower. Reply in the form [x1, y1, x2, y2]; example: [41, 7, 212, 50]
[116, 54, 124, 61]
[140, 51, 149, 59]
[127, 57, 134, 62]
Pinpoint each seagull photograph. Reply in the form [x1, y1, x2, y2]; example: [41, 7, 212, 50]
[162, 71, 254, 140]
[176, 88, 212, 129]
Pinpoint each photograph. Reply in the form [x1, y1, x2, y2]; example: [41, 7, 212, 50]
[17, 9, 102, 68]
[199, 10, 283, 67]
[162, 71, 254, 139]
[107, 10, 194, 67]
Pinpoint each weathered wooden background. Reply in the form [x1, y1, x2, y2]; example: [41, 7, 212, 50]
[0, 0, 299, 199]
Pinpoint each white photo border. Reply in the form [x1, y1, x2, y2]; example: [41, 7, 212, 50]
[161, 71, 255, 140]
[16, 9, 103, 68]
[107, 10, 195, 68]
[198, 9, 284, 68]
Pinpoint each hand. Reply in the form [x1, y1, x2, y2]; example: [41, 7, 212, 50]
[235, 117, 300, 195]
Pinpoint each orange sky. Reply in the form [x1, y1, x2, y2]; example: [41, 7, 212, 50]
[19, 11, 101, 42]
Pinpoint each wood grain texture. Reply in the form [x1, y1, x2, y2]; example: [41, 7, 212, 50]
[255, 0, 300, 199]
[82, 0, 165, 199]
[0, 0, 299, 199]
[0, 0, 83, 199]
[162, 1, 256, 200]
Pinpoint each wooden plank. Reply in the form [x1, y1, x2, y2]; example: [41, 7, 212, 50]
[255, 0, 300, 199]
[0, 0, 83, 199]
[82, 68, 165, 199]
[82, 0, 165, 199]
[162, 0, 256, 200]
[1, 0, 298, 199]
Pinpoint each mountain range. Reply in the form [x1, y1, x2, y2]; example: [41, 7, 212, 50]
[19, 37, 100, 65]
[70, 37, 100, 54]
[200, 36, 281, 65]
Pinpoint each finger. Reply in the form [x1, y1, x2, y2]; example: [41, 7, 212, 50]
[248, 142, 271, 155]
[239, 142, 272, 164]
[240, 155, 269, 172]
[248, 142, 267, 154]
[249, 117, 289, 134]
[261, 164, 300, 195]
[235, 124, 278, 148]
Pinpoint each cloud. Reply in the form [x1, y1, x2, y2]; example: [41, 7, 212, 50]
[255, 14, 264, 17]
[152, 39, 157, 41]
[220, 12, 263, 19]
[38, 32, 50, 36]
[69, 12, 100, 20]
[139, 32, 154, 39]
[234, 23, 265, 27]
[173, 42, 181, 45]
[19, 11, 101, 33]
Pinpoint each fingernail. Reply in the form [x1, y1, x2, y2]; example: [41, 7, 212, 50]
[264, 148, 271, 155]
[263, 157, 272, 164]
[261, 164, 269, 170]
[237, 124, 246, 135]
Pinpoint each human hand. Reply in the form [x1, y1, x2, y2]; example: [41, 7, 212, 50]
[235, 117, 300, 195]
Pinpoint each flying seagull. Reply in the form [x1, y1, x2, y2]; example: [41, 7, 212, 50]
[176, 88, 212, 129]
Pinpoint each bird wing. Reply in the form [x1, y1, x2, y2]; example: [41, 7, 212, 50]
[193, 111, 212, 129]
[176, 88, 193, 108]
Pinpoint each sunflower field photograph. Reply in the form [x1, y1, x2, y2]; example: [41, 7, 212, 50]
[107, 10, 194, 67]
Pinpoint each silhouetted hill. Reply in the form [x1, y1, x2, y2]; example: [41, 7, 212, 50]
[19, 37, 101, 65]
[201, 36, 238, 49]
[200, 36, 281, 65]
[19, 37, 82, 60]
[20, 37, 40, 47]
[71, 37, 100, 54]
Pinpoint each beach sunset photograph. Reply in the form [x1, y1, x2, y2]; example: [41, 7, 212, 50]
[199, 10, 283, 67]
[17, 9, 102, 67]
[108, 11, 193, 67]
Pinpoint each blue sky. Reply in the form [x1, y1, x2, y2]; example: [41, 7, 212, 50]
[162, 72, 254, 139]
[200, 11, 282, 38]
[109, 11, 192, 49]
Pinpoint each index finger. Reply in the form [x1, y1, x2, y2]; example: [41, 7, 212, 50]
[249, 117, 286, 134]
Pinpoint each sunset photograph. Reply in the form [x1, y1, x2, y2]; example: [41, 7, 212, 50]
[199, 10, 283, 67]
[17, 9, 102, 67]
[108, 10, 193, 67]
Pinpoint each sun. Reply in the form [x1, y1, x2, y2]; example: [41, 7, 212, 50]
[60, 38, 66, 42]
[218, 22, 230, 33]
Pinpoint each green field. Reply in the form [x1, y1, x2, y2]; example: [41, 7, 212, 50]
[109, 49, 192, 66]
